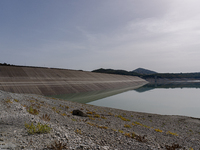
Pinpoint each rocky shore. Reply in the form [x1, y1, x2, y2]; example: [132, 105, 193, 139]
[0, 90, 200, 150]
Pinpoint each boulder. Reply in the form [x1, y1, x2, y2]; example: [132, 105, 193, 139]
[72, 110, 88, 117]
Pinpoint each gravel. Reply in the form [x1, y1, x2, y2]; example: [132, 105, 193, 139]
[0, 90, 200, 150]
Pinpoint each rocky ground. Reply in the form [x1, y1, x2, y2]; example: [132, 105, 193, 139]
[0, 90, 200, 150]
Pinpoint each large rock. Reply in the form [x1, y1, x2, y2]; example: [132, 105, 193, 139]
[72, 110, 88, 117]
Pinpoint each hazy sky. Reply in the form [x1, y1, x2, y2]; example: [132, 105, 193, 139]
[1, 0, 200, 73]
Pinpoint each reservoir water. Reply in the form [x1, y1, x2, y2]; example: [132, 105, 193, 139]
[50, 82, 200, 118]
[88, 83, 200, 118]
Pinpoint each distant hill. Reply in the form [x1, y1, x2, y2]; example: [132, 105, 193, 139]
[132, 68, 157, 75]
[92, 68, 200, 80]
[92, 68, 140, 76]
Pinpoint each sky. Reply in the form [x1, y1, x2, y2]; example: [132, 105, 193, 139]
[1, 0, 200, 73]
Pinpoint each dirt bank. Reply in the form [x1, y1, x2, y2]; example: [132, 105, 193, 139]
[0, 90, 199, 149]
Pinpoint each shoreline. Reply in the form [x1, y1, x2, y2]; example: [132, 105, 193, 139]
[0, 90, 200, 149]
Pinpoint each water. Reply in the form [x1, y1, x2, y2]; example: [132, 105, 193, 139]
[88, 83, 200, 118]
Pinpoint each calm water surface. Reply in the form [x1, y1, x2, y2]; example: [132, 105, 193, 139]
[88, 84, 200, 118]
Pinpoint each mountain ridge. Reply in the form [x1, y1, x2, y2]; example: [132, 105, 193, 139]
[132, 68, 157, 75]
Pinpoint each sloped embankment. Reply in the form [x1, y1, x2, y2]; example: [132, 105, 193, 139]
[0, 66, 147, 95]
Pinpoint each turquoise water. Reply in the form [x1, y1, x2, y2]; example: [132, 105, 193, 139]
[88, 84, 200, 118]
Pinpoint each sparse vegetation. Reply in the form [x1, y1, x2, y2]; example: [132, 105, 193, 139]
[52, 107, 60, 114]
[118, 130, 124, 133]
[75, 129, 81, 134]
[134, 121, 143, 126]
[94, 114, 100, 118]
[86, 111, 94, 115]
[29, 100, 35, 103]
[155, 129, 163, 133]
[40, 114, 51, 121]
[61, 113, 67, 116]
[14, 99, 19, 102]
[101, 116, 106, 119]
[25, 122, 51, 134]
[47, 140, 68, 150]
[124, 132, 147, 143]
[117, 115, 130, 121]
[166, 131, 178, 136]
[87, 122, 96, 126]
[165, 143, 182, 150]
[124, 124, 131, 128]
[5, 99, 12, 103]
[98, 125, 108, 129]
[112, 128, 117, 132]
[124, 132, 131, 138]
[134, 134, 147, 143]
[27, 106, 39, 115]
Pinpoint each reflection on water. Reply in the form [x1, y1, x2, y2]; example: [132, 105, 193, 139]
[49, 85, 143, 104]
[88, 82, 200, 118]
[135, 82, 200, 93]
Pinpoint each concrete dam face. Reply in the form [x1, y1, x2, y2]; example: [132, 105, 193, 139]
[0, 66, 148, 96]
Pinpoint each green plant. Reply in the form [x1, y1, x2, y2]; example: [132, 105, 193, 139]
[134, 121, 143, 126]
[71, 119, 77, 121]
[61, 113, 67, 116]
[101, 116, 106, 119]
[118, 130, 124, 133]
[5, 99, 12, 103]
[155, 129, 163, 133]
[22, 104, 27, 107]
[59, 104, 64, 108]
[143, 125, 151, 128]
[162, 123, 166, 127]
[86, 112, 94, 115]
[25, 122, 51, 134]
[52, 107, 60, 114]
[89, 116, 95, 120]
[112, 128, 117, 132]
[117, 115, 130, 121]
[166, 131, 178, 136]
[87, 122, 96, 126]
[94, 114, 100, 118]
[124, 124, 131, 128]
[124, 132, 131, 138]
[98, 126, 108, 129]
[52, 107, 56, 111]
[75, 129, 82, 134]
[29, 100, 35, 103]
[108, 112, 113, 116]
[14, 99, 19, 102]
[27, 106, 39, 115]
[132, 132, 136, 138]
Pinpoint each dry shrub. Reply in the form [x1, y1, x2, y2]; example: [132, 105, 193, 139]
[165, 143, 182, 150]
[40, 114, 51, 121]
[47, 141, 68, 150]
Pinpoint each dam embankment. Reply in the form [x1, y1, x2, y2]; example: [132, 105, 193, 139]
[0, 66, 147, 95]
